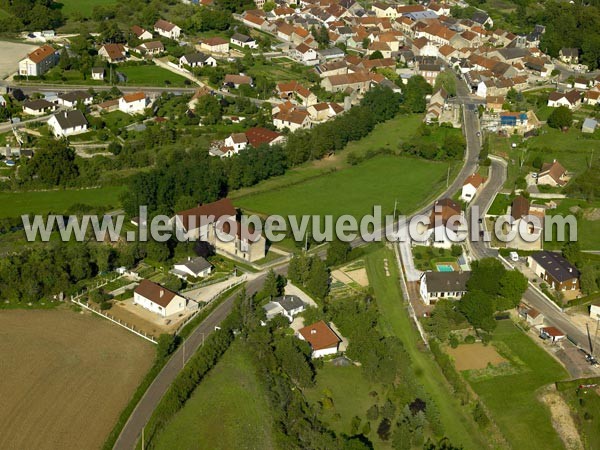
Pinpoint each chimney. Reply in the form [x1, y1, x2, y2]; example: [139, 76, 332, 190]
[160, 289, 164, 298]
[311, 329, 317, 334]
[568, 268, 572, 273]
[188, 256, 191, 261]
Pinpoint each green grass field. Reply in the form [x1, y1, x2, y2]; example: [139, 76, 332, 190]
[0, 186, 125, 218]
[230, 114, 424, 200]
[237, 155, 449, 219]
[365, 247, 487, 449]
[152, 341, 275, 450]
[56, 0, 117, 17]
[463, 320, 568, 449]
[557, 377, 600, 450]
[117, 65, 189, 87]
[304, 364, 383, 440]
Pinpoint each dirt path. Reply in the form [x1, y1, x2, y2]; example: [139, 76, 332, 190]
[539, 385, 584, 450]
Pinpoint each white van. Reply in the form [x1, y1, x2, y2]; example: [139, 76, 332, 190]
[509, 251, 519, 262]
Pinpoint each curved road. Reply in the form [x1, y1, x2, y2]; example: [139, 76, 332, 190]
[114, 83, 484, 450]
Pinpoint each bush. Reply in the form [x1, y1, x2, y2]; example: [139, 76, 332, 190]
[464, 335, 476, 344]
[449, 333, 459, 348]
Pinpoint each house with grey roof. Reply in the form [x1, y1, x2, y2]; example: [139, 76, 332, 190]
[47, 110, 88, 137]
[263, 295, 306, 322]
[419, 271, 471, 305]
[179, 52, 217, 69]
[171, 256, 213, 279]
[527, 251, 580, 292]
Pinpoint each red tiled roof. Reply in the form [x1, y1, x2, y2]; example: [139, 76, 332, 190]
[26, 45, 55, 64]
[134, 279, 178, 308]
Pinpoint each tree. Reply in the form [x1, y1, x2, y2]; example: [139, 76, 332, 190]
[326, 239, 351, 266]
[146, 240, 170, 262]
[498, 270, 528, 309]
[369, 50, 384, 60]
[402, 75, 432, 113]
[434, 71, 457, 96]
[451, 245, 462, 257]
[547, 106, 573, 129]
[156, 333, 179, 361]
[21, 139, 78, 186]
[580, 266, 599, 295]
[459, 290, 497, 333]
[307, 257, 330, 300]
[263, 268, 279, 299]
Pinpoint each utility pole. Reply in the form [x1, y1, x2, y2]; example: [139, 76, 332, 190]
[446, 166, 450, 187]
[142, 426, 144, 450]
[393, 199, 397, 218]
[182, 339, 185, 367]
[590, 148, 594, 169]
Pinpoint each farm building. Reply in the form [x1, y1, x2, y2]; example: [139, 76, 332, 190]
[133, 279, 186, 318]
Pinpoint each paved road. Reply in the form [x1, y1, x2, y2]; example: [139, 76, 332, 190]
[113, 273, 266, 450]
[113, 82, 489, 450]
[466, 128, 599, 357]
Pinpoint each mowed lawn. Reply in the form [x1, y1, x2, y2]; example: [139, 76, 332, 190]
[118, 65, 189, 87]
[153, 341, 276, 450]
[463, 320, 569, 449]
[56, 0, 116, 17]
[366, 247, 487, 450]
[237, 155, 448, 219]
[0, 186, 125, 218]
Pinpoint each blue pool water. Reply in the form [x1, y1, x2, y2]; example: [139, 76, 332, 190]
[436, 264, 454, 272]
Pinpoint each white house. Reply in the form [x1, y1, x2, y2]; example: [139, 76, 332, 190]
[425, 198, 466, 248]
[273, 107, 311, 131]
[154, 19, 181, 40]
[179, 52, 217, 69]
[56, 91, 93, 108]
[22, 99, 57, 116]
[223, 132, 248, 155]
[133, 279, 186, 318]
[263, 295, 306, 322]
[290, 43, 318, 65]
[230, 33, 258, 49]
[547, 90, 581, 109]
[199, 37, 229, 54]
[461, 173, 486, 202]
[91, 67, 105, 80]
[419, 271, 471, 305]
[171, 256, 213, 279]
[119, 92, 147, 114]
[131, 25, 153, 41]
[540, 326, 566, 343]
[47, 110, 89, 137]
[297, 320, 342, 358]
[18, 44, 58, 76]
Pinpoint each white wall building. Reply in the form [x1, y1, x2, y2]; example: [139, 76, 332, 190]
[133, 279, 186, 318]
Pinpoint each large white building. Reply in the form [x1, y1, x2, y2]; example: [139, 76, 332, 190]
[419, 271, 471, 305]
[18, 45, 58, 77]
[133, 279, 186, 318]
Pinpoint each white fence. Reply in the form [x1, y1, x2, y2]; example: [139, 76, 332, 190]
[71, 296, 158, 344]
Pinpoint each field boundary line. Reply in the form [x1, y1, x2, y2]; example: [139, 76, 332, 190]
[72, 297, 158, 344]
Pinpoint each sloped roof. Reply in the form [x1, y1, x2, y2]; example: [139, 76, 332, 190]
[298, 321, 341, 350]
[26, 45, 55, 63]
[134, 279, 178, 308]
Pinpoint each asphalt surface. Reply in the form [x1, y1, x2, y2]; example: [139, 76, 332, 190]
[113, 273, 266, 450]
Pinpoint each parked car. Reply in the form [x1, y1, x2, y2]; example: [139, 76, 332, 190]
[509, 251, 519, 262]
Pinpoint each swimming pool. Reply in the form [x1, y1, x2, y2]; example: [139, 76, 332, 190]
[436, 264, 455, 272]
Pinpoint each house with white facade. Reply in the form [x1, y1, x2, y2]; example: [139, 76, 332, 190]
[18, 45, 58, 76]
[297, 320, 342, 358]
[133, 279, 186, 318]
[263, 295, 306, 322]
[47, 110, 89, 137]
[424, 198, 466, 248]
[119, 92, 147, 114]
[56, 91, 93, 108]
[171, 256, 213, 280]
[22, 99, 57, 116]
[154, 19, 181, 40]
[461, 173, 486, 202]
[179, 52, 216, 69]
[419, 271, 471, 305]
[547, 90, 581, 109]
[230, 33, 258, 49]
